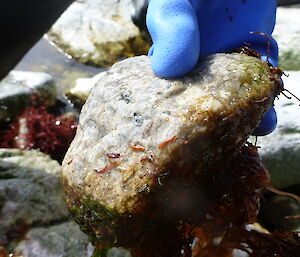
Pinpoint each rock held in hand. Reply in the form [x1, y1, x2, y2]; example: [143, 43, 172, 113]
[62, 54, 280, 253]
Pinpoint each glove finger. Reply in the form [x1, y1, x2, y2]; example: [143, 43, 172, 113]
[252, 107, 277, 136]
[146, 0, 200, 78]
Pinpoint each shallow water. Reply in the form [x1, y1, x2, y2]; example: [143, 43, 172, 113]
[15, 37, 105, 95]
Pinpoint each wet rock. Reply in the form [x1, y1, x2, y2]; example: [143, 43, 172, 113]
[0, 71, 56, 123]
[257, 71, 300, 188]
[273, 5, 300, 70]
[15, 221, 91, 257]
[62, 53, 279, 250]
[0, 149, 69, 244]
[48, 0, 150, 67]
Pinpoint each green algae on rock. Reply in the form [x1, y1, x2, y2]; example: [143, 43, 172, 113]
[62, 53, 280, 256]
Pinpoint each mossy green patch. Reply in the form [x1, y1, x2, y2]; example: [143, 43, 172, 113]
[69, 198, 119, 252]
[238, 58, 270, 95]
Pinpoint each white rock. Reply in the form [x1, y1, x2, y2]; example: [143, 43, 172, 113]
[67, 72, 106, 104]
[62, 54, 277, 214]
[61, 54, 280, 253]
[48, 0, 150, 67]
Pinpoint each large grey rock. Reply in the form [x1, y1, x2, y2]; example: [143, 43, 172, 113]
[48, 0, 150, 67]
[62, 53, 279, 251]
[273, 6, 300, 70]
[15, 221, 91, 257]
[0, 149, 69, 243]
[0, 71, 57, 122]
[15, 218, 131, 257]
[257, 71, 300, 189]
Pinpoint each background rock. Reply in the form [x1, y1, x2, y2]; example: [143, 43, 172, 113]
[14, 218, 133, 257]
[48, 0, 150, 67]
[0, 71, 56, 122]
[0, 149, 69, 244]
[257, 71, 300, 189]
[273, 5, 300, 70]
[15, 38, 103, 95]
[15, 221, 91, 257]
[66, 73, 105, 106]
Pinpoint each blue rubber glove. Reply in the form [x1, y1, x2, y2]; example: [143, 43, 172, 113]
[146, 0, 279, 136]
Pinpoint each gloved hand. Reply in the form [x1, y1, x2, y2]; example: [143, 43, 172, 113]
[146, 0, 279, 136]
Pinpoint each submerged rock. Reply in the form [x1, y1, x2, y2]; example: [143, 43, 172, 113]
[62, 53, 279, 254]
[0, 149, 68, 244]
[0, 71, 56, 123]
[48, 0, 150, 67]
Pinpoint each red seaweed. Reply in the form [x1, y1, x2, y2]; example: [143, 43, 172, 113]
[129, 144, 300, 257]
[0, 95, 77, 163]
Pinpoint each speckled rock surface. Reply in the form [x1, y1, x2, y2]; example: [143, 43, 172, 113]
[62, 54, 279, 250]
[63, 53, 278, 214]
[257, 71, 300, 189]
[273, 5, 300, 70]
[0, 71, 56, 122]
[48, 0, 150, 67]
[0, 149, 69, 243]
